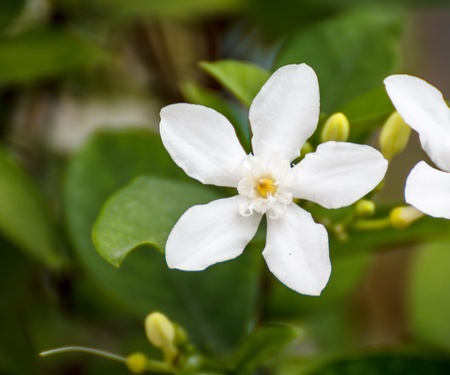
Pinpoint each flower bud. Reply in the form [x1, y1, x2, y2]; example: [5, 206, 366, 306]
[321, 113, 350, 142]
[355, 199, 376, 217]
[126, 353, 148, 374]
[300, 141, 314, 157]
[332, 223, 349, 241]
[145, 312, 178, 364]
[379, 111, 411, 160]
[145, 312, 175, 349]
[390, 206, 423, 229]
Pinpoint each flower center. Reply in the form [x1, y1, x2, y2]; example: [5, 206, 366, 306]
[257, 177, 277, 198]
[236, 154, 297, 219]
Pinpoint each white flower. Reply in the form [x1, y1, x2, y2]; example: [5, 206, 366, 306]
[160, 64, 388, 295]
[385, 75, 450, 219]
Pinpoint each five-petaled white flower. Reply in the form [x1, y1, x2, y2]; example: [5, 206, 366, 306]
[160, 64, 388, 295]
[385, 75, 450, 219]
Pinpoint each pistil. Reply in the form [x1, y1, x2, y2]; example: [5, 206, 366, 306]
[257, 177, 277, 198]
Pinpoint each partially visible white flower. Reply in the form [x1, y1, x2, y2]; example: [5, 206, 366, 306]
[385, 75, 450, 219]
[160, 64, 388, 295]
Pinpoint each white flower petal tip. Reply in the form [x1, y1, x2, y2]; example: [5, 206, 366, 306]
[159, 103, 246, 187]
[250, 63, 320, 162]
[165, 197, 262, 271]
[293, 142, 388, 209]
[384, 74, 450, 172]
[405, 161, 450, 220]
[263, 204, 331, 296]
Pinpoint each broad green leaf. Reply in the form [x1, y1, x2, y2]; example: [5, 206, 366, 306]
[0, 28, 108, 86]
[0, 239, 37, 375]
[64, 130, 261, 353]
[232, 325, 298, 375]
[409, 242, 450, 350]
[199, 60, 270, 107]
[273, 8, 403, 113]
[180, 80, 237, 121]
[0, 0, 26, 31]
[0, 147, 61, 268]
[266, 249, 372, 318]
[288, 348, 450, 375]
[305, 204, 450, 259]
[0, 237, 130, 375]
[341, 86, 394, 142]
[64, 129, 188, 268]
[340, 216, 450, 256]
[93, 176, 219, 266]
[180, 80, 250, 149]
[88, 0, 246, 20]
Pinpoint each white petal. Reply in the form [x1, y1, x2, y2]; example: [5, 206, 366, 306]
[263, 204, 330, 296]
[292, 141, 387, 209]
[160, 103, 246, 187]
[405, 161, 450, 219]
[384, 75, 450, 172]
[249, 64, 320, 162]
[165, 196, 262, 270]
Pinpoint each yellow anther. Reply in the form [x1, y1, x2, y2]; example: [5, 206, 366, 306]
[126, 353, 148, 374]
[257, 178, 277, 198]
[390, 206, 424, 229]
[321, 112, 350, 142]
[379, 111, 411, 160]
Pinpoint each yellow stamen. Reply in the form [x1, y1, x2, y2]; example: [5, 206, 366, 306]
[257, 178, 277, 198]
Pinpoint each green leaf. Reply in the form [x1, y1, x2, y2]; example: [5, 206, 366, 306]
[88, 0, 245, 20]
[0, 239, 38, 375]
[341, 216, 450, 256]
[266, 250, 372, 318]
[0, 28, 109, 86]
[233, 325, 298, 375]
[63, 130, 261, 353]
[0, 0, 26, 31]
[341, 86, 394, 142]
[409, 242, 450, 350]
[64, 129, 187, 266]
[0, 147, 61, 268]
[292, 348, 450, 375]
[180, 80, 236, 120]
[273, 8, 403, 113]
[199, 60, 270, 107]
[180, 79, 250, 150]
[93, 176, 219, 266]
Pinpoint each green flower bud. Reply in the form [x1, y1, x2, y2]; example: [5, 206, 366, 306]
[126, 353, 148, 374]
[321, 113, 350, 142]
[145, 312, 175, 348]
[145, 312, 178, 364]
[355, 199, 376, 217]
[379, 112, 411, 160]
[390, 206, 423, 229]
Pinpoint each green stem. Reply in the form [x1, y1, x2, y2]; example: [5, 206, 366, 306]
[39, 346, 127, 363]
[351, 217, 391, 231]
[146, 359, 175, 373]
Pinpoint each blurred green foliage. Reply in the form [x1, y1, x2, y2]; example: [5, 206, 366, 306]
[273, 8, 403, 114]
[409, 242, 450, 350]
[0, 28, 109, 86]
[1, 0, 450, 374]
[0, 147, 61, 268]
[280, 347, 450, 375]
